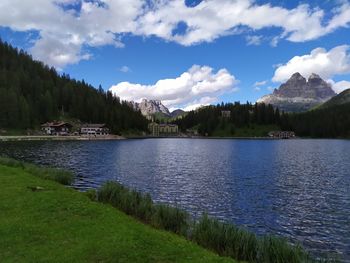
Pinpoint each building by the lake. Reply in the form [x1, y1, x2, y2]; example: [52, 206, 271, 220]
[80, 124, 109, 136]
[148, 122, 178, 136]
[41, 122, 72, 136]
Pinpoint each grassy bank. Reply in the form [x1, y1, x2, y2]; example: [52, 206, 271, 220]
[0, 161, 232, 263]
[0, 158, 334, 262]
[96, 182, 320, 263]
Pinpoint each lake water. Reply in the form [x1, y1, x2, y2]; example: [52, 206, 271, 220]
[0, 139, 349, 261]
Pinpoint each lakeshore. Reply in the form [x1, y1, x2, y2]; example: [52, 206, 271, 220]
[1, 139, 348, 260]
[0, 134, 125, 142]
[0, 162, 233, 263]
[0, 134, 298, 141]
[0, 158, 320, 262]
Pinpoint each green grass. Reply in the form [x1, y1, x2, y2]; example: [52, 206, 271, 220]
[97, 181, 190, 236]
[0, 157, 73, 185]
[0, 163, 233, 263]
[0, 159, 336, 263]
[95, 182, 324, 263]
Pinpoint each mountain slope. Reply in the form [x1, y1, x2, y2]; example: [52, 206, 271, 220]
[170, 109, 185, 118]
[0, 39, 148, 133]
[257, 73, 336, 112]
[282, 101, 350, 138]
[318, 89, 350, 109]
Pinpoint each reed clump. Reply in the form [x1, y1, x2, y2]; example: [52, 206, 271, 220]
[97, 181, 189, 235]
[97, 181, 333, 263]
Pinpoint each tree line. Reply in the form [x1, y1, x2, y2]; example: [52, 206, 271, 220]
[173, 101, 350, 138]
[0, 39, 148, 134]
[173, 102, 286, 136]
[281, 103, 350, 138]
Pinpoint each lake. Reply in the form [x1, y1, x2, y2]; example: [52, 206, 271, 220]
[0, 138, 349, 261]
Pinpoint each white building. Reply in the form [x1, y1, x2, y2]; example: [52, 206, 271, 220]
[80, 124, 109, 136]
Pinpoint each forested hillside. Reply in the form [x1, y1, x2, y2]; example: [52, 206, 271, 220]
[173, 101, 350, 138]
[282, 102, 350, 138]
[173, 102, 285, 136]
[0, 40, 148, 134]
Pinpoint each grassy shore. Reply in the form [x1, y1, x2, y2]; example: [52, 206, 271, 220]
[0, 159, 334, 263]
[0, 163, 233, 263]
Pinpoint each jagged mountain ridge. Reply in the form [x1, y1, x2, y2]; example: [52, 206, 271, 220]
[257, 73, 336, 112]
[131, 99, 170, 116]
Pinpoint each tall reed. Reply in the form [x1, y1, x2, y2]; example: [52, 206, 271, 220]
[97, 181, 333, 263]
[97, 181, 189, 235]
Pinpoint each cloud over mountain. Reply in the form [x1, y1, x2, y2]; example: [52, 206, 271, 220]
[1, 0, 350, 68]
[273, 45, 350, 83]
[109, 65, 237, 110]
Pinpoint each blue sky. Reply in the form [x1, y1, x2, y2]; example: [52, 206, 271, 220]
[1, 0, 350, 110]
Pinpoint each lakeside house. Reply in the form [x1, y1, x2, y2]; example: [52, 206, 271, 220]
[268, 131, 296, 139]
[148, 122, 178, 136]
[80, 124, 110, 136]
[41, 122, 72, 136]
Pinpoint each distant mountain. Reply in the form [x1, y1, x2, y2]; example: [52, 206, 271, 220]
[318, 89, 350, 109]
[257, 73, 336, 112]
[131, 99, 170, 116]
[170, 109, 185, 118]
[131, 99, 186, 118]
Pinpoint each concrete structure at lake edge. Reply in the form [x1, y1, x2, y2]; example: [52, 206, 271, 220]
[148, 122, 178, 136]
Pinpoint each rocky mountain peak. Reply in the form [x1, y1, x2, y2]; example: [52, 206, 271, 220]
[258, 72, 336, 112]
[132, 99, 170, 116]
[290, 72, 305, 80]
[308, 73, 321, 80]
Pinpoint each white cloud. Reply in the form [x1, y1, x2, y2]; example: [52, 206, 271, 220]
[1, 0, 350, 68]
[0, 0, 143, 68]
[254, 80, 268, 87]
[109, 65, 238, 110]
[254, 87, 261, 91]
[327, 79, 350, 93]
[137, 0, 350, 46]
[273, 45, 350, 82]
[119, 66, 131, 73]
[246, 35, 263, 46]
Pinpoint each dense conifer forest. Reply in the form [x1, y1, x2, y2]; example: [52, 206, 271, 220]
[0, 39, 148, 134]
[281, 103, 350, 138]
[173, 102, 285, 136]
[173, 101, 350, 138]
